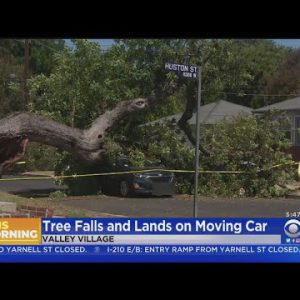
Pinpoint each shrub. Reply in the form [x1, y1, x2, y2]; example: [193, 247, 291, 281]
[53, 111, 295, 197]
[25, 143, 57, 171]
[197, 111, 295, 197]
[53, 152, 101, 196]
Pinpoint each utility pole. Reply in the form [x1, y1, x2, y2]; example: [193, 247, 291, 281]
[23, 39, 31, 104]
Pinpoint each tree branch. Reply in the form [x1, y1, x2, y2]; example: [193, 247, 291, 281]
[177, 87, 210, 156]
[0, 97, 150, 174]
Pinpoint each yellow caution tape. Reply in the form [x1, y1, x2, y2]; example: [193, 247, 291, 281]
[0, 161, 299, 182]
[0, 168, 246, 182]
[0, 169, 162, 182]
[267, 161, 298, 170]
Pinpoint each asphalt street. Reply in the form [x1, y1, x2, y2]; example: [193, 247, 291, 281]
[0, 175, 299, 217]
[0, 175, 66, 197]
[62, 194, 300, 218]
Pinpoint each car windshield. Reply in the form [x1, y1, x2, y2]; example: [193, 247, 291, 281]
[117, 158, 131, 167]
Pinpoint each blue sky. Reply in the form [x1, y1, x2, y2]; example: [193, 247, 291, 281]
[273, 39, 300, 48]
[65, 39, 113, 49]
[65, 39, 300, 49]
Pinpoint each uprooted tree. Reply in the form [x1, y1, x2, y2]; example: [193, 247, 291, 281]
[0, 39, 288, 178]
[0, 98, 151, 175]
[0, 89, 209, 176]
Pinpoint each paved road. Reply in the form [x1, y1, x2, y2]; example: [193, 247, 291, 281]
[0, 175, 66, 197]
[62, 195, 300, 218]
[1, 175, 299, 217]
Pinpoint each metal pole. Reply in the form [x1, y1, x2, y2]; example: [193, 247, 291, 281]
[193, 66, 202, 218]
[23, 39, 31, 104]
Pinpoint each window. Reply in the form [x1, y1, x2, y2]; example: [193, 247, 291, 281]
[285, 130, 292, 141]
[295, 116, 300, 145]
[278, 114, 292, 143]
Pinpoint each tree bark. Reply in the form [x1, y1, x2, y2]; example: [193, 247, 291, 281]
[0, 97, 149, 174]
[0, 135, 28, 176]
[177, 85, 210, 156]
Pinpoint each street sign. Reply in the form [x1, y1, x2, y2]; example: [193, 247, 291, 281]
[165, 62, 198, 79]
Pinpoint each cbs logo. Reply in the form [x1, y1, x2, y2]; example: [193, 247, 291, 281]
[284, 219, 300, 238]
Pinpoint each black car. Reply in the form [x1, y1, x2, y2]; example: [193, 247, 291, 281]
[99, 158, 175, 197]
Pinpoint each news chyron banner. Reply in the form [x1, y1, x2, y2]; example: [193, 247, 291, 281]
[0, 218, 300, 262]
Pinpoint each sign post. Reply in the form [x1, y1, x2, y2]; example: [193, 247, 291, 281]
[164, 62, 201, 218]
[193, 67, 201, 218]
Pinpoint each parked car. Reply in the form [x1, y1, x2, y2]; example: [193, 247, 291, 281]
[99, 157, 175, 197]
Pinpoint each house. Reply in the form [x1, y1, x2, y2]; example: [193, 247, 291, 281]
[141, 100, 253, 148]
[187, 100, 252, 133]
[143, 99, 253, 134]
[253, 96, 300, 161]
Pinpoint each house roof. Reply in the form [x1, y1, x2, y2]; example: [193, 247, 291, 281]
[143, 100, 252, 126]
[253, 96, 300, 113]
[188, 100, 252, 125]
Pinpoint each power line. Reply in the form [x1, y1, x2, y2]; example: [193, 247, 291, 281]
[96, 44, 112, 47]
[50, 40, 111, 52]
[199, 89, 300, 97]
[219, 91, 300, 98]
[33, 40, 62, 53]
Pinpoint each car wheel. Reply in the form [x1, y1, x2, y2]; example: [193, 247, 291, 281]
[120, 181, 130, 197]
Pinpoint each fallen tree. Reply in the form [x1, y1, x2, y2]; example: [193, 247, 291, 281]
[0, 90, 213, 176]
[0, 97, 150, 175]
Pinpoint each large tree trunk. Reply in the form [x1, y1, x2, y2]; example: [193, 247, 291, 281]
[0, 98, 149, 175]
